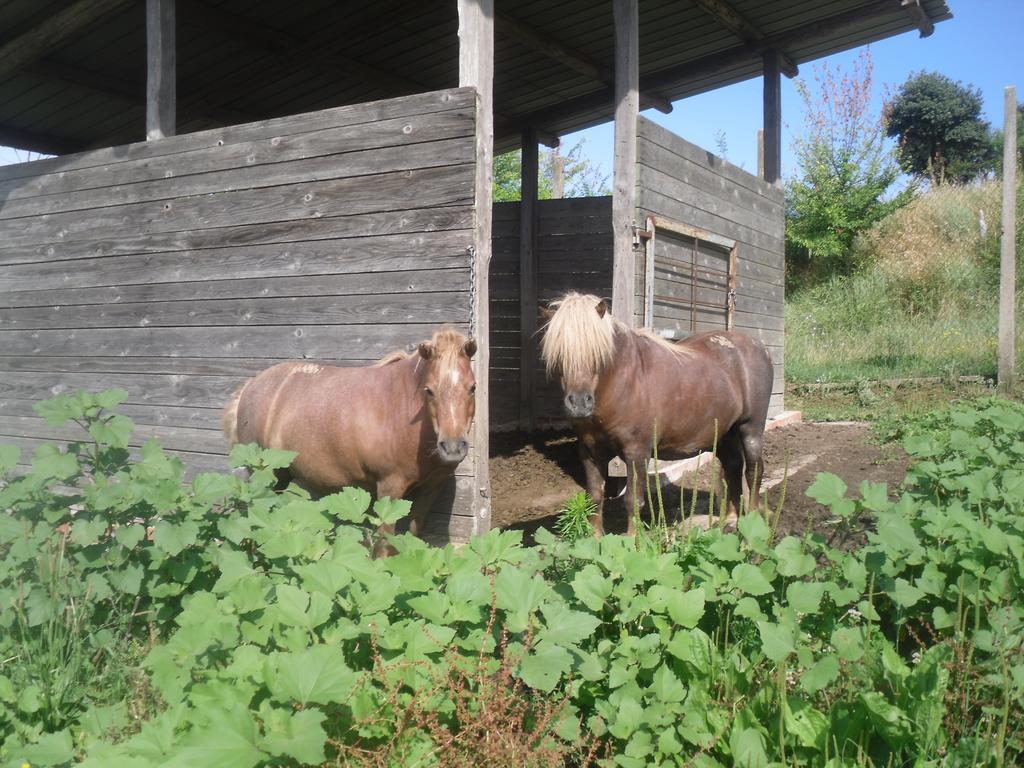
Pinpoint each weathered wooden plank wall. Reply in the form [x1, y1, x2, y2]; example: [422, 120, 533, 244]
[490, 196, 613, 429]
[635, 117, 785, 416]
[0, 87, 480, 542]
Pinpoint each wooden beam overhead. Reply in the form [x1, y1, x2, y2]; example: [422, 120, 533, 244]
[0, 124, 80, 156]
[0, 0, 134, 84]
[496, 9, 672, 114]
[503, 0, 910, 139]
[689, 0, 798, 77]
[900, 0, 934, 38]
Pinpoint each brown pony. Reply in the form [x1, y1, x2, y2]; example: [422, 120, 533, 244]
[223, 328, 477, 555]
[540, 292, 773, 535]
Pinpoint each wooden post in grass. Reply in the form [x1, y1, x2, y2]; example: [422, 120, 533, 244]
[998, 85, 1017, 394]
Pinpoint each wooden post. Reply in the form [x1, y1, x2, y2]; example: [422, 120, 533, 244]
[612, 0, 639, 324]
[757, 128, 765, 180]
[999, 85, 1018, 394]
[552, 148, 565, 199]
[458, 0, 493, 534]
[146, 0, 176, 140]
[519, 128, 540, 430]
[762, 50, 781, 185]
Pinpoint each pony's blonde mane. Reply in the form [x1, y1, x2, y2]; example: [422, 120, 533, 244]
[541, 292, 693, 377]
[373, 327, 470, 372]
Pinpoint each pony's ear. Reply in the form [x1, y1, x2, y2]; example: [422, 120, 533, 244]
[595, 299, 608, 318]
[463, 338, 477, 359]
[418, 342, 436, 360]
[539, 305, 556, 321]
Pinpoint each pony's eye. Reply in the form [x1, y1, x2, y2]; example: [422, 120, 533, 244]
[424, 386, 435, 398]
[469, 384, 477, 396]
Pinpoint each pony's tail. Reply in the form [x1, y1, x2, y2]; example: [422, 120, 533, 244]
[222, 381, 249, 447]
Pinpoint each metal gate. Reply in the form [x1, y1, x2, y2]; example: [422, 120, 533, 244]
[639, 216, 737, 337]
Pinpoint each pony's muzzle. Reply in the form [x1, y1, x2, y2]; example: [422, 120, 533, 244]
[564, 391, 595, 418]
[437, 437, 469, 464]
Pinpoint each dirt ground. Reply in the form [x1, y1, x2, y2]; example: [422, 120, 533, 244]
[489, 421, 910, 544]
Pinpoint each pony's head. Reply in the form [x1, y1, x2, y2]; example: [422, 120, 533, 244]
[418, 328, 477, 464]
[540, 292, 618, 419]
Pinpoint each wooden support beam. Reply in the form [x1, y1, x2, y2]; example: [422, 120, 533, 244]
[0, 125, 79, 156]
[689, 0, 798, 77]
[458, 0, 493, 533]
[0, 0, 133, 83]
[518, 128, 540, 430]
[612, 0, 638, 325]
[146, 0, 177, 140]
[762, 50, 781, 185]
[496, 9, 672, 113]
[900, 0, 934, 38]
[505, 0, 910, 139]
[998, 85, 1017, 394]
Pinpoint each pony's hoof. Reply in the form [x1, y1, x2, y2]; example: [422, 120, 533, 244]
[372, 540, 398, 559]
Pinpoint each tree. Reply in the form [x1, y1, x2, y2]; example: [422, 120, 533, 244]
[493, 138, 609, 201]
[885, 72, 995, 185]
[785, 49, 913, 285]
[989, 102, 1024, 176]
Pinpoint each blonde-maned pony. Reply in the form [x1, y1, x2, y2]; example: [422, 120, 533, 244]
[223, 327, 477, 556]
[539, 292, 774, 535]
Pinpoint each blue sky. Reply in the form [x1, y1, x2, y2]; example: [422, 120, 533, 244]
[0, 0, 1020, 173]
[567, 0, 1024, 183]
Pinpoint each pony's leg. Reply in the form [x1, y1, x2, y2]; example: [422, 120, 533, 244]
[622, 446, 651, 536]
[715, 433, 744, 521]
[407, 481, 444, 539]
[738, 422, 766, 512]
[372, 475, 410, 558]
[579, 443, 608, 536]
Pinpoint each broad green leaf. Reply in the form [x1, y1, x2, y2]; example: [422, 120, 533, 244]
[323, 487, 372, 522]
[786, 581, 825, 614]
[0, 443, 20, 473]
[831, 626, 865, 661]
[666, 628, 713, 674]
[89, 414, 134, 448]
[889, 577, 925, 609]
[737, 513, 771, 550]
[729, 725, 768, 768]
[191, 472, 237, 503]
[71, 516, 108, 545]
[806, 472, 847, 505]
[372, 496, 411, 525]
[757, 620, 796, 662]
[95, 388, 129, 410]
[495, 566, 548, 632]
[258, 705, 328, 765]
[168, 708, 264, 768]
[649, 663, 686, 703]
[800, 656, 840, 695]
[518, 641, 572, 692]
[571, 563, 614, 611]
[731, 563, 774, 596]
[607, 697, 643, 739]
[539, 601, 601, 646]
[774, 537, 815, 578]
[19, 729, 75, 765]
[784, 697, 828, 750]
[152, 520, 199, 556]
[265, 645, 357, 706]
[648, 585, 705, 628]
[31, 445, 79, 479]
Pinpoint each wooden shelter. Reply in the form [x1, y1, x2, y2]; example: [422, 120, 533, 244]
[0, 0, 951, 542]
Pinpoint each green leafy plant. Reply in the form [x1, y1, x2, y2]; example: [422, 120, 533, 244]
[556, 491, 596, 542]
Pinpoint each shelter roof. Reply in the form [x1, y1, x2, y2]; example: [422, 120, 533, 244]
[0, 0, 951, 155]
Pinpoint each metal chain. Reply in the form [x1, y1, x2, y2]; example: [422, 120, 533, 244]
[467, 244, 477, 339]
